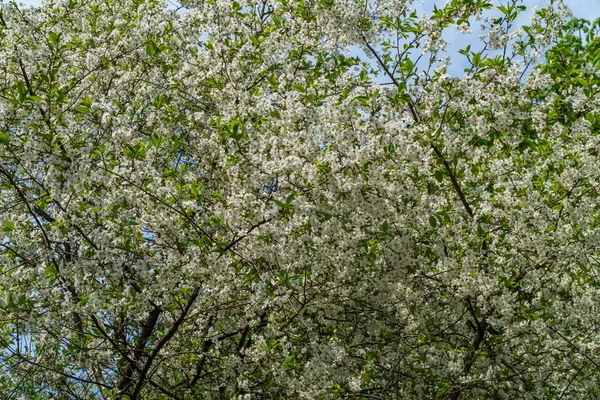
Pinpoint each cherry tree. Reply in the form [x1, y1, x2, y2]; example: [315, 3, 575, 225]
[0, 0, 598, 398]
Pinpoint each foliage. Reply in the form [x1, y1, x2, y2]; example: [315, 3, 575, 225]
[0, 0, 598, 399]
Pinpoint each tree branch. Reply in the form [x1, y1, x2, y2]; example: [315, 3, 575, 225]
[130, 287, 200, 398]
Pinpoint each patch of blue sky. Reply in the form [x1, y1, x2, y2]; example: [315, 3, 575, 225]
[350, 1, 600, 82]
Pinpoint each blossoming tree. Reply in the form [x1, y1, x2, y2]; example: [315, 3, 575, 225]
[0, 0, 598, 398]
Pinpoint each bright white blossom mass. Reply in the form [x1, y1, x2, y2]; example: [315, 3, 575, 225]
[0, 0, 599, 399]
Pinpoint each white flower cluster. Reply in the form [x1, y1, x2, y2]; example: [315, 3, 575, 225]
[0, 0, 596, 398]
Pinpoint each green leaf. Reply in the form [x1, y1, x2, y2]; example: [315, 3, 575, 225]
[472, 52, 481, 67]
[401, 58, 414, 73]
[273, 199, 286, 208]
[398, 94, 411, 104]
[381, 221, 389, 232]
[45, 264, 57, 280]
[249, 35, 260, 46]
[429, 215, 437, 228]
[16, 80, 27, 97]
[352, 95, 369, 105]
[285, 192, 296, 205]
[231, 120, 240, 136]
[0, 133, 9, 144]
[3, 221, 14, 231]
[27, 95, 44, 103]
[360, 69, 370, 83]
[49, 32, 60, 46]
[477, 224, 485, 235]
[586, 112, 596, 123]
[283, 355, 300, 370]
[146, 40, 158, 57]
[292, 84, 306, 93]
[150, 136, 165, 147]
[7, 294, 17, 310]
[81, 96, 92, 107]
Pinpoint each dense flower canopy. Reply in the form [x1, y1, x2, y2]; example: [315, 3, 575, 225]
[0, 0, 599, 398]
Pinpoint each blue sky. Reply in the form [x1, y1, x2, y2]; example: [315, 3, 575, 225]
[438, 0, 600, 75]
